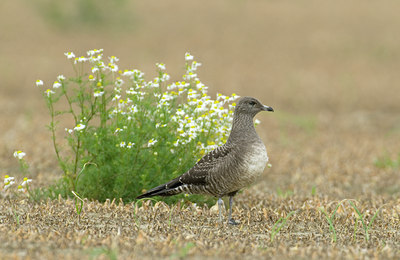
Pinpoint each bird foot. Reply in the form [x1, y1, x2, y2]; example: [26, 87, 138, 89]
[228, 218, 240, 225]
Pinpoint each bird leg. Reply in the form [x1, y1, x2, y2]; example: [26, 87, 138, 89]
[228, 196, 239, 225]
[217, 197, 224, 223]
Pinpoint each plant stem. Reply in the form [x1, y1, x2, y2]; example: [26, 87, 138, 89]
[48, 98, 67, 174]
[72, 135, 81, 190]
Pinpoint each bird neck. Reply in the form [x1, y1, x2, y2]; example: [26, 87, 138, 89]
[228, 113, 258, 143]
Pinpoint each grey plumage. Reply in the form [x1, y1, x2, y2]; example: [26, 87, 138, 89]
[136, 96, 274, 224]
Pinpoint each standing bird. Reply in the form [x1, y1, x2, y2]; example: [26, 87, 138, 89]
[136, 96, 274, 225]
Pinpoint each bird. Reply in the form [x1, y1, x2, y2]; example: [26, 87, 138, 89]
[136, 96, 274, 225]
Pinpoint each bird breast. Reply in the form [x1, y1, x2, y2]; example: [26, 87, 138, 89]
[239, 142, 269, 187]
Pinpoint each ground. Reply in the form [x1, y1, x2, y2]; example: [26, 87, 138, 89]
[1, 195, 399, 259]
[1, 0, 400, 259]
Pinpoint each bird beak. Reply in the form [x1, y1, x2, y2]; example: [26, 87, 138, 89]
[262, 105, 274, 112]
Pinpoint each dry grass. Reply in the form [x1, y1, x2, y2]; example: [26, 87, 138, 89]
[1, 0, 400, 259]
[1, 195, 399, 259]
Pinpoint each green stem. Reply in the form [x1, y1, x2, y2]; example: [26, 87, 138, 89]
[72, 135, 81, 190]
[101, 92, 106, 128]
[48, 97, 67, 174]
[63, 86, 78, 122]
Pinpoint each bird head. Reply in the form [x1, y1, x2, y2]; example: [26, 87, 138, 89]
[234, 96, 274, 117]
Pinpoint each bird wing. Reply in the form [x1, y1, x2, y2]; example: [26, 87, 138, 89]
[136, 143, 234, 199]
[179, 143, 233, 185]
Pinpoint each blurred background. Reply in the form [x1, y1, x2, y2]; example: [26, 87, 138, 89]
[1, 0, 399, 197]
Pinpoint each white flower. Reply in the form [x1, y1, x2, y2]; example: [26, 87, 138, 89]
[119, 142, 126, 148]
[109, 63, 118, 72]
[3, 175, 15, 190]
[53, 81, 62, 89]
[96, 61, 106, 71]
[64, 52, 75, 59]
[87, 50, 96, 56]
[87, 49, 103, 56]
[74, 56, 88, 64]
[160, 73, 170, 82]
[167, 83, 178, 91]
[127, 142, 135, 148]
[109, 56, 119, 63]
[112, 94, 121, 101]
[57, 75, 66, 82]
[191, 61, 201, 70]
[114, 86, 121, 94]
[196, 81, 205, 89]
[216, 93, 225, 101]
[4, 175, 15, 184]
[65, 128, 74, 134]
[118, 99, 127, 109]
[156, 63, 166, 70]
[74, 124, 86, 131]
[18, 185, 26, 192]
[122, 69, 143, 79]
[94, 91, 104, 97]
[4, 182, 15, 191]
[128, 105, 138, 114]
[89, 54, 103, 63]
[45, 89, 55, 97]
[126, 87, 138, 95]
[92, 66, 100, 73]
[13, 151, 26, 160]
[185, 52, 194, 61]
[160, 93, 174, 102]
[147, 80, 160, 88]
[36, 80, 43, 87]
[115, 79, 124, 88]
[122, 70, 134, 77]
[21, 177, 32, 186]
[184, 72, 197, 80]
[147, 139, 158, 147]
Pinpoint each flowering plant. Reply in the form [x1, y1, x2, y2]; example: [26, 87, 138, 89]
[2, 151, 32, 195]
[37, 49, 239, 203]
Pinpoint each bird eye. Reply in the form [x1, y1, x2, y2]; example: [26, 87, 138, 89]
[249, 101, 256, 106]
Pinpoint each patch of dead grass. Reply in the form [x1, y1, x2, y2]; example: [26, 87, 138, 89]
[0, 196, 399, 259]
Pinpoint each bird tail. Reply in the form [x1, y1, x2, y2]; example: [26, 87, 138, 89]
[136, 178, 183, 199]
